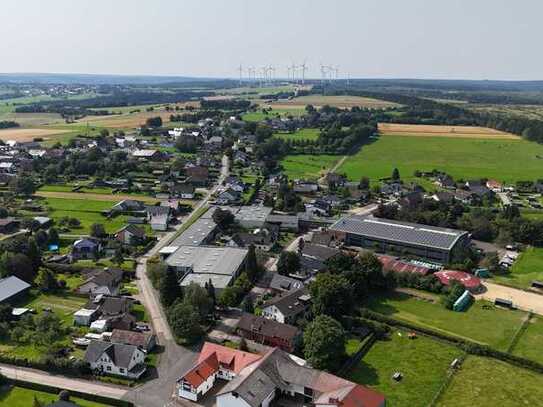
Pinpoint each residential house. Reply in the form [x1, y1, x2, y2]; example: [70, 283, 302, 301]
[185, 165, 209, 186]
[262, 288, 311, 324]
[71, 238, 101, 260]
[268, 273, 305, 294]
[231, 229, 275, 251]
[300, 243, 341, 274]
[85, 341, 146, 379]
[115, 224, 146, 246]
[171, 183, 196, 199]
[236, 313, 301, 353]
[0, 276, 31, 305]
[486, 179, 503, 192]
[293, 180, 319, 194]
[216, 189, 241, 205]
[110, 329, 157, 352]
[0, 217, 20, 234]
[131, 149, 163, 161]
[112, 199, 146, 214]
[324, 172, 346, 188]
[146, 205, 171, 231]
[178, 343, 386, 407]
[437, 174, 456, 189]
[77, 269, 124, 297]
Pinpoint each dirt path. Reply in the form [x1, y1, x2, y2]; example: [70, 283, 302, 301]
[318, 155, 348, 185]
[475, 281, 543, 315]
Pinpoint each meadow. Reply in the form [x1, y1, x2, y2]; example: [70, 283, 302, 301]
[0, 386, 109, 407]
[242, 107, 306, 122]
[365, 291, 525, 350]
[280, 154, 340, 180]
[346, 329, 460, 407]
[436, 356, 543, 407]
[43, 197, 129, 233]
[510, 314, 543, 364]
[492, 247, 543, 289]
[338, 134, 543, 184]
[273, 128, 320, 142]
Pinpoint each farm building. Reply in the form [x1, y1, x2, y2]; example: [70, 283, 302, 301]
[330, 215, 470, 264]
[0, 276, 31, 304]
[434, 270, 482, 292]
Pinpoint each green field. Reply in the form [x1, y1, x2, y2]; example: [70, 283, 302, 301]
[511, 315, 543, 364]
[0, 386, 109, 407]
[242, 107, 305, 122]
[492, 247, 543, 289]
[346, 329, 460, 407]
[366, 292, 525, 350]
[274, 128, 320, 142]
[44, 197, 128, 233]
[436, 356, 543, 407]
[280, 154, 340, 180]
[338, 135, 543, 183]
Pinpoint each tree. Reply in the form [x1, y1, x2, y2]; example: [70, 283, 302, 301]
[35, 230, 48, 249]
[309, 272, 353, 317]
[168, 302, 204, 344]
[146, 116, 163, 128]
[218, 285, 244, 307]
[48, 228, 60, 245]
[359, 176, 370, 190]
[277, 252, 300, 276]
[9, 176, 36, 197]
[358, 252, 387, 289]
[159, 270, 183, 307]
[90, 223, 106, 238]
[212, 208, 234, 230]
[183, 283, 213, 322]
[205, 279, 216, 307]
[303, 315, 346, 371]
[391, 167, 400, 181]
[0, 252, 36, 283]
[36, 268, 58, 292]
[241, 296, 254, 314]
[245, 245, 258, 282]
[112, 247, 125, 266]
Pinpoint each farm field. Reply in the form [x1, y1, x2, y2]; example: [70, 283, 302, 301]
[492, 247, 543, 290]
[72, 109, 174, 129]
[346, 329, 461, 407]
[365, 291, 525, 350]
[242, 107, 306, 122]
[338, 134, 543, 184]
[0, 112, 64, 126]
[274, 128, 320, 142]
[0, 127, 72, 142]
[280, 154, 341, 180]
[270, 95, 400, 109]
[0, 386, 109, 407]
[378, 123, 518, 139]
[511, 314, 543, 364]
[42, 197, 129, 233]
[36, 190, 159, 203]
[436, 356, 543, 407]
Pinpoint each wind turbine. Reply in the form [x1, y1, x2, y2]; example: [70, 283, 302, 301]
[300, 61, 308, 85]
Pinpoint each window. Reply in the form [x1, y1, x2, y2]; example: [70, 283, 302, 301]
[120, 368, 125, 373]
[106, 366, 112, 371]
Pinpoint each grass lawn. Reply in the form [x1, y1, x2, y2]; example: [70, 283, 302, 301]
[365, 291, 525, 350]
[0, 385, 110, 407]
[74, 259, 136, 272]
[242, 107, 305, 122]
[43, 197, 129, 234]
[346, 329, 461, 407]
[274, 128, 320, 142]
[436, 356, 543, 407]
[280, 154, 340, 180]
[492, 247, 543, 289]
[510, 314, 543, 364]
[338, 135, 543, 184]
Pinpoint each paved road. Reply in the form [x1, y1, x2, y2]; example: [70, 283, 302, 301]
[0, 364, 129, 400]
[475, 281, 543, 316]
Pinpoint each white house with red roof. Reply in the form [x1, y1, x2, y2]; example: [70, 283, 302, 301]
[177, 342, 385, 407]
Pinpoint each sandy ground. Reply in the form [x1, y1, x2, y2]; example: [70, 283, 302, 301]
[378, 123, 519, 139]
[0, 127, 71, 141]
[475, 281, 543, 315]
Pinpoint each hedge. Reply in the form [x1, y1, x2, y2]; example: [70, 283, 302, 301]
[0, 354, 90, 377]
[359, 308, 543, 374]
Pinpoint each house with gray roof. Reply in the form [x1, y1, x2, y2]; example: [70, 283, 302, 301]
[0, 275, 30, 304]
[84, 340, 146, 379]
[330, 215, 470, 264]
[261, 288, 311, 324]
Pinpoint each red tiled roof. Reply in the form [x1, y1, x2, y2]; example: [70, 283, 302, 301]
[183, 352, 219, 388]
[197, 342, 261, 374]
[341, 384, 386, 407]
[378, 255, 431, 275]
[434, 270, 481, 290]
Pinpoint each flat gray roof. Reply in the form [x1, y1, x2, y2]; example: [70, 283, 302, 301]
[171, 217, 217, 247]
[0, 276, 30, 303]
[330, 215, 468, 251]
[166, 246, 248, 288]
[235, 205, 273, 223]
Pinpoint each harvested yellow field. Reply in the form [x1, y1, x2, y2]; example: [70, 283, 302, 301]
[75, 110, 176, 129]
[271, 95, 400, 109]
[35, 191, 159, 203]
[0, 128, 72, 142]
[378, 123, 519, 139]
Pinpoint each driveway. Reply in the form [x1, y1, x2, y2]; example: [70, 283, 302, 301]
[475, 281, 543, 315]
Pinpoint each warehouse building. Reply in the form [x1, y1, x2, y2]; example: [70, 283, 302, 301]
[165, 246, 248, 291]
[330, 216, 470, 264]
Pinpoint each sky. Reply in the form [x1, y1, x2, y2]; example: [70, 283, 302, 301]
[1, 0, 542, 80]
